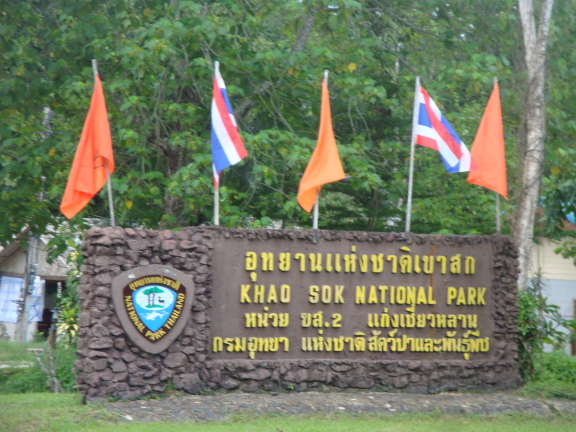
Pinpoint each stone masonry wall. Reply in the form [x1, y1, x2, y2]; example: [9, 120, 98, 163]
[75, 227, 522, 401]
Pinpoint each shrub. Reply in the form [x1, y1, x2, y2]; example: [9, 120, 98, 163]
[534, 350, 576, 383]
[0, 363, 49, 394]
[517, 274, 569, 380]
[0, 346, 76, 394]
[520, 350, 576, 401]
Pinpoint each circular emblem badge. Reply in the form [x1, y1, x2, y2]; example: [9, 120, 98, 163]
[112, 265, 194, 354]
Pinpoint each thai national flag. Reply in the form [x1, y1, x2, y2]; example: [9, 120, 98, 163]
[211, 62, 247, 186]
[414, 86, 471, 173]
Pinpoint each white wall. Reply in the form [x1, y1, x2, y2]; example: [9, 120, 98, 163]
[530, 239, 576, 281]
[530, 238, 576, 354]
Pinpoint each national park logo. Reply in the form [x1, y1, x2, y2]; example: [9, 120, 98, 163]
[112, 265, 194, 354]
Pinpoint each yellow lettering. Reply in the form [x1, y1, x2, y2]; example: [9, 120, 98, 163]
[245, 252, 257, 271]
[334, 285, 345, 304]
[368, 286, 378, 304]
[467, 287, 477, 305]
[379, 286, 388, 303]
[417, 287, 427, 304]
[261, 252, 274, 271]
[456, 288, 466, 305]
[396, 286, 406, 304]
[254, 285, 265, 303]
[240, 285, 251, 303]
[280, 284, 290, 303]
[428, 286, 436, 304]
[355, 286, 366, 304]
[447, 287, 485, 305]
[447, 287, 457, 305]
[321, 285, 332, 303]
[309, 285, 319, 303]
[476, 287, 486, 305]
[405, 286, 416, 304]
[267, 285, 278, 303]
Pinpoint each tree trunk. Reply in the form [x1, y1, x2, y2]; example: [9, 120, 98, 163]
[514, 0, 554, 289]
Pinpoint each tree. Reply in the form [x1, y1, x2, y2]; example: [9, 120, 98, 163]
[538, 0, 576, 265]
[143, 286, 163, 308]
[514, 0, 555, 289]
[0, 0, 561, 253]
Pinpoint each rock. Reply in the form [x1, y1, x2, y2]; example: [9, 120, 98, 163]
[127, 240, 148, 250]
[121, 352, 137, 363]
[90, 358, 109, 371]
[348, 375, 374, 389]
[237, 368, 271, 380]
[88, 337, 114, 350]
[111, 360, 127, 373]
[173, 373, 202, 394]
[393, 375, 409, 389]
[78, 311, 91, 327]
[220, 377, 241, 390]
[164, 352, 187, 369]
[162, 240, 177, 250]
[92, 324, 110, 338]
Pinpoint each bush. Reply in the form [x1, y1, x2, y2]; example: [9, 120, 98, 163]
[0, 363, 49, 394]
[0, 347, 76, 394]
[520, 350, 576, 401]
[534, 350, 576, 383]
[517, 274, 569, 380]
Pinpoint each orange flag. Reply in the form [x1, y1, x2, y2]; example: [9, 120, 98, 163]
[297, 76, 345, 212]
[467, 81, 507, 199]
[60, 74, 115, 219]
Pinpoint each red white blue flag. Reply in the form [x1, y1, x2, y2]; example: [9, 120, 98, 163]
[414, 85, 471, 173]
[211, 62, 247, 186]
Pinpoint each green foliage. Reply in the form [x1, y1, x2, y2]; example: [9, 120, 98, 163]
[534, 350, 576, 384]
[539, 0, 576, 261]
[0, 340, 42, 363]
[0, 346, 77, 394]
[0, 362, 50, 394]
[50, 236, 83, 348]
[0, 393, 111, 432]
[57, 297, 79, 348]
[520, 350, 576, 401]
[517, 275, 571, 380]
[2, 393, 576, 432]
[0, 0, 538, 244]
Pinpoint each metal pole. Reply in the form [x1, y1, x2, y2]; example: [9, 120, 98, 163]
[105, 161, 115, 226]
[312, 191, 319, 243]
[492, 77, 502, 234]
[496, 193, 501, 233]
[214, 183, 220, 225]
[311, 70, 330, 243]
[92, 60, 115, 226]
[213, 61, 220, 226]
[405, 76, 420, 232]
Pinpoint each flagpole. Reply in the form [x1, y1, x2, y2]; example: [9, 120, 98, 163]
[214, 180, 220, 226]
[213, 60, 220, 226]
[493, 77, 501, 234]
[405, 76, 420, 232]
[312, 191, 319, 243]
[92, 59, 116, 226]
[312, 69, 329, 244]
[495, 193, 501, 233]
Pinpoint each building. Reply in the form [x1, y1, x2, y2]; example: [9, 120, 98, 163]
[0, 232, 71, 341]
[530, 236, 576, 355]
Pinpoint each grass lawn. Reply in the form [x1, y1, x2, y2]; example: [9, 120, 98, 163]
[0, 393, 575, 432]
[0, 340, 46, 365]
[1, 343, 575, 431]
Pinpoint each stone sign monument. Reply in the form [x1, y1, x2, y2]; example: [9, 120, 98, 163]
[75, 226, 521, 401]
